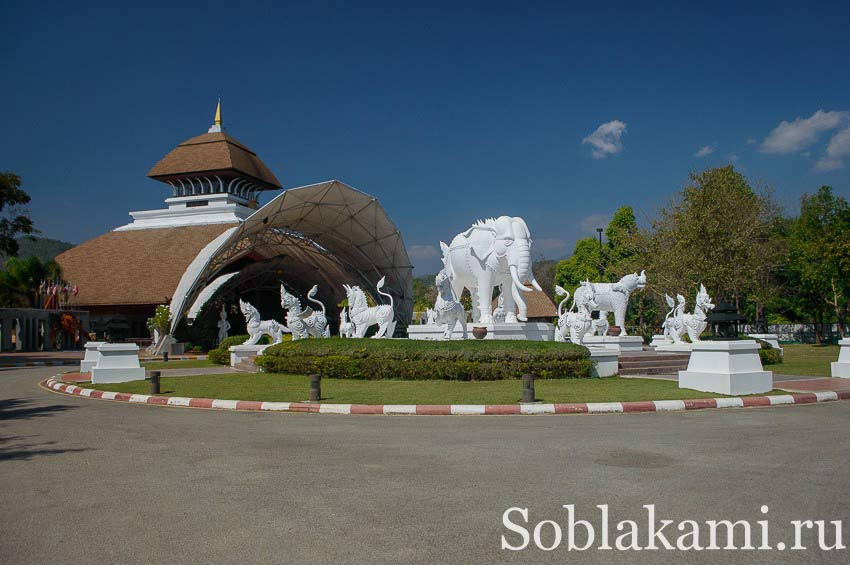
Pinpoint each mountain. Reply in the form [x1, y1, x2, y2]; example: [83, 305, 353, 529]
[4, 236, 75, 264]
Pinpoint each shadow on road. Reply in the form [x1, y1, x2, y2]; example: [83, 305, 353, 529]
[0, 434, 93, 461]
[0, 398, 75, 421]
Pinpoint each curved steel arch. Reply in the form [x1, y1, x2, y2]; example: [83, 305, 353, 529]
[168, 180, 414, 335]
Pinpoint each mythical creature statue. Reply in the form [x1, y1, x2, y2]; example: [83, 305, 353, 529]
[280, 284, 330, 340]
[670, 284, 715, 344]
[339, 308, 355, 338]
[217, 304, 231, 345]
[554, 282, 598, 344]
[576, 271, 647, 336]
[589, 317, 610, 337]
[441, 216, 543, 325]
[661, 293, 686, 343]
[432, 268, 467, 339]
[239, 299, 287, 345]
[425, 308, 437, 326]
[343, 276, 396, 338]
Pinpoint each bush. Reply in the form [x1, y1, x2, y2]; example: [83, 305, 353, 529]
[256, 338, 592, 380]
[753, 338, 783, 365]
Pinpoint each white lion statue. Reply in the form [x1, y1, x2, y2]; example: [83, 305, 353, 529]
[578, 271, 647, 336]
[432, 268, 467, 340]
[669, 284, 714, 344]
[343, 276, 396, 338]
[339, 308, 355, 338]
[554, 282, 597, 344]
[239, 299, 287, 345]
[280, 284, 330, 340]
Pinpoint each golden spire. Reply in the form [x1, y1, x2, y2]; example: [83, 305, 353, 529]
[214, 98, 222, 126]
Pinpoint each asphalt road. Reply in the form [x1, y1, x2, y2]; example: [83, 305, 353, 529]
[2, 367, 848, 564]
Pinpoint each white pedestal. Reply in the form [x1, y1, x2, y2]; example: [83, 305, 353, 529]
[655, 342, 694, 353]
[679, 340, 772, 395]
[582, 335, 643, 352]
[831, 338, 850, 378]
[748, 333, 784, 357]
[649, 334, 669, 348]
[588, 346, 620, 377]
[408, 322, 554, 341]
[91, 343, 146, 384]
[229, 344, 270, 368]
[406, 324, 468, 340]
[80, 341, 105, 373]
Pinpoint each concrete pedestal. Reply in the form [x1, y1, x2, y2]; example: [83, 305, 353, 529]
[588, 346, 620, 377]
[408, 322, 554, 341]
[80, 341, 105, 373]
[582, 335, 643, 352]
[91, 343, 146, 384]
[679, 340, 772, 395]
[831, 338, 850, 378]
[649, 334, 668, 348]
[655, 342, 694, 353]
[230, 344, 271, 369]
[748, 333, 784, 357]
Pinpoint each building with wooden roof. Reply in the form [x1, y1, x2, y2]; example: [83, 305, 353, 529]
[56, 103, 413, 343]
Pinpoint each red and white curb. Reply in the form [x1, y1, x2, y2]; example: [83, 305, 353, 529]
[40, 377, 850, 415]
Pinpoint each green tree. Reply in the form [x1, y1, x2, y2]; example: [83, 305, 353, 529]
[641, 166, 782, 310]
[0, 255, 61, 307]
[786, 186, 850, 337]
[0, 172, 36, 257]
[554, 237, 604, 292]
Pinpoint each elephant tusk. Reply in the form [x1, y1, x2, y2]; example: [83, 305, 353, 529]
[530, 276, 543, 292]
[511, 265, 533, 292]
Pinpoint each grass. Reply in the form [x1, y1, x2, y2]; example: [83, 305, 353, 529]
[763, 343, 838, 377]
[141, 359, 214, 370]
[85, 373, 788, 404]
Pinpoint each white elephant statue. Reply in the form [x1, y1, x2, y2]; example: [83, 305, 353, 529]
[440, 216, 543, 324]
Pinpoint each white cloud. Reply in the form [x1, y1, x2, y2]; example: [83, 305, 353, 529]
[746, 137, 757, 145]
[580, 214, 611, 235]
[760, 110, 849, 154]
[407, 244, 440, 262]
[694, 144, 716, 157]
[812, 125, 850, 173]
[814, 158, 844, 172]
[582, 120, 627, 159]
[727, 153, 740, 162]
[826, 125, 850, 159]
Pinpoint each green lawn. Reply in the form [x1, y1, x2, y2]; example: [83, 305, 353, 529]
[763, 344, 838, 377]
[141, 359, 214, 370]
[86, 373, 787, 404]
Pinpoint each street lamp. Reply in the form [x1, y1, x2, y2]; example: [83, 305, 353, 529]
[596, 228, 604, 277]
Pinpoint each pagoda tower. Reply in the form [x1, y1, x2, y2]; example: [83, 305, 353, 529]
[117, 101, 282, 230]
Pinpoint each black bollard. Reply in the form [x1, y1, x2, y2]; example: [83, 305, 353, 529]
[521, 373, 535, 403]
[309, 373, 321, 402]
[148, 370, 161, 395]
[162, 351, 169, 363]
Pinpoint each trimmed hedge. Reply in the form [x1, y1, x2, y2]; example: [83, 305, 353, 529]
[753, 338, 783, 365]
[256, 338, 592, 380]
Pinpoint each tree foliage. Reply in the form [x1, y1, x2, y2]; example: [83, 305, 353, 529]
[0, 172, 36, 257]
[0, 255, 61, 307]
[640, 166, 782, 309]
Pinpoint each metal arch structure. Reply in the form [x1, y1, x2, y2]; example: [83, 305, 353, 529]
[168, 180, 414, 335]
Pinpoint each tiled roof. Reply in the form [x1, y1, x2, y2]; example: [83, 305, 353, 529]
[55, 224, 236, 306]
[494, 288, 558, 319]
[146, 131, 281, 189]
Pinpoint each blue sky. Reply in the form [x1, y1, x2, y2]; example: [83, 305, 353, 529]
[2, 0, 849, 274]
